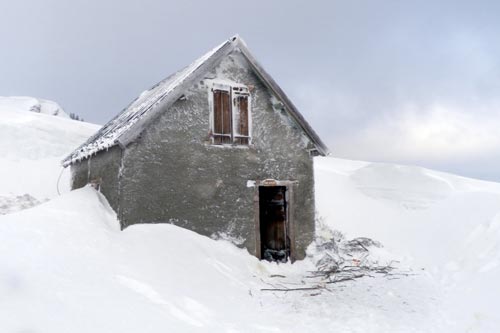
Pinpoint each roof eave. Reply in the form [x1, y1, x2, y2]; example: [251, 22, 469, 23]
[61, 35, 330, 166]
[61, 36, 241, 167]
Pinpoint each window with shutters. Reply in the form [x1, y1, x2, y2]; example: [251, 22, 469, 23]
[210, 82, 251, 145]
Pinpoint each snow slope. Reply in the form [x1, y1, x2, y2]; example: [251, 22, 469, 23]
[0, 96, 69, 118]
[0, 100, 99, 214]
[0, 187, 447, 332]
[316, 157, 500, 332]
[1, 106, 500, 332]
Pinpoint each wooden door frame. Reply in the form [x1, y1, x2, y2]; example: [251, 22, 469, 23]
[253, 179, 297, 262]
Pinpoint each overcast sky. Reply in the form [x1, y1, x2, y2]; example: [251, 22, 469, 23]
[1, 0, 500, 181]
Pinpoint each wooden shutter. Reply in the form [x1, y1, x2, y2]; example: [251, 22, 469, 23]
[213, 90, 222, 135]
[234, 95, 249, 145]
[213, 90, 231, 144]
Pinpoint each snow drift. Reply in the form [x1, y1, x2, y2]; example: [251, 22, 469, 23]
[0, 99, 98, 214]
[0, 187, 447, 332]
[316, 157, 500, 332]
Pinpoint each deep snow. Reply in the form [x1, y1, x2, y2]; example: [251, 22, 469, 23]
[0, 187, 447, 332]
[0, 99, 98, 214]
[1, 102, 499, 332]
[315, 157, 500, 332]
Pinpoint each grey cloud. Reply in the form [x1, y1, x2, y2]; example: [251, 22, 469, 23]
[1, 0, 500, 181]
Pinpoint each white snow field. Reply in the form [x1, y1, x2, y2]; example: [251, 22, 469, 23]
[1, 104, 500, 332]
[0, 99, 99, 214]
[315, 157, 500, 332]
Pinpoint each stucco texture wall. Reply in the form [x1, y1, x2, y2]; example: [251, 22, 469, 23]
[118, 50, 315, 259]
[70, 146, 122, 214]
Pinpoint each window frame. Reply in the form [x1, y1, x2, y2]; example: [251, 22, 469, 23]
[212, 87, 232, 144]
[209, 81, 252, 146]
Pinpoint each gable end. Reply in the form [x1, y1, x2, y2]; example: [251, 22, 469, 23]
[62, 35, 329, 167]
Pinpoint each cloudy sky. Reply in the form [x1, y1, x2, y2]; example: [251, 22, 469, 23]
[1, 0, 500, 181]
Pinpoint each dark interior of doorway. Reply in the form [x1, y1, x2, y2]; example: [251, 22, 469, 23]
[259, 186, 290, 262]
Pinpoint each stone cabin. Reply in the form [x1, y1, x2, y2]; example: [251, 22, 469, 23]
[62, 35, 329, 262]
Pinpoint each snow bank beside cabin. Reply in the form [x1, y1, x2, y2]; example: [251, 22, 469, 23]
[315, 157, 500, 332]
[0, 188, 255, 332]
[0, 101, 99, 213]
[0, 187, 447, 333]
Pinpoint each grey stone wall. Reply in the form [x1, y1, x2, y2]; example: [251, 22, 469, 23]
[119, 49, 315, 259]
[71, 159, 89, 190]
[71, 146, 122, 215]
[70, 49, 316, 259]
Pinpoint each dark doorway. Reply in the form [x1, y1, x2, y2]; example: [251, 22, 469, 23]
[259, 186, 290, 262]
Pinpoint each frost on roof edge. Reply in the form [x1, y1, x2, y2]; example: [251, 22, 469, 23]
[62, 34, 329, 167]
[61, 37, 235, 167]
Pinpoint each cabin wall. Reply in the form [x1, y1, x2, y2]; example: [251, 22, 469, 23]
[70, 146, 122, 215]
[119, 50, 315, 259]
[70, 159, 89, 190]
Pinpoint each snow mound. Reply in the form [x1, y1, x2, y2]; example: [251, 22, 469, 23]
[0, 96, 69, 118]
[0, 187, 446, 332]
[351, 163, 453, 209]
[316, 156, 500, 332]
[0, 101, 99, 209]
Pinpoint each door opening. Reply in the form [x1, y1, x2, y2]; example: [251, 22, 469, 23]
[259, 186, 290, 262]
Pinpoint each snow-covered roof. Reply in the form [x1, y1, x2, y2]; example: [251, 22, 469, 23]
[62, 35, 329, 167]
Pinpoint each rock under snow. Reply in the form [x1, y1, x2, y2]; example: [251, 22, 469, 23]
[0, 96, 69, 118]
